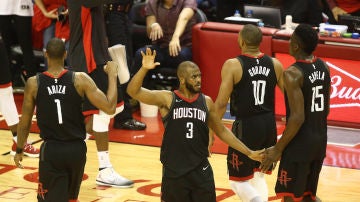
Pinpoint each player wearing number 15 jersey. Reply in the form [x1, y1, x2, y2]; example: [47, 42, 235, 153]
[260, 24, 331, 202]
[214, 24, 284, 202]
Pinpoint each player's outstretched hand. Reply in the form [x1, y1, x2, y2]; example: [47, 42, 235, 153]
[141, 48, 160, 70]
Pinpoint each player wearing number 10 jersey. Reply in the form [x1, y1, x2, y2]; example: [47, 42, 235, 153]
[214, 24, 284, 202]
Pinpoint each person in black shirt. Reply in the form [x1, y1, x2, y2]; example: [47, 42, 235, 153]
[104, 0, 146, 130]
[127, 48, 263, 202]
[13, 38, 118, 202]
[260, 24, 331, 202]
[67, 0, 134, 187]
[214, 24, 284, 202]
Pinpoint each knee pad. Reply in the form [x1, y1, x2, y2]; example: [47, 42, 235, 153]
[229, 180, 262, 202]
[92, 112, 110, 132]
[250, 172, 268, 202]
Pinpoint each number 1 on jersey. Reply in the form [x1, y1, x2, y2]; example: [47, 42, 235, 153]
[54, 99, 63, 124]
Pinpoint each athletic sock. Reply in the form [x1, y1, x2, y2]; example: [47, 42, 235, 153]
[250, 172, 268, 201]
[97, 151, 112, 170]
[230, 180, 263, 202]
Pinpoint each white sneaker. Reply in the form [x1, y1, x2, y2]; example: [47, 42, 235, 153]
[96, 167, 134, 188]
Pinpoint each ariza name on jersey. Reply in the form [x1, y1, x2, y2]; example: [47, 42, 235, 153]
[47, 85, 66, 95]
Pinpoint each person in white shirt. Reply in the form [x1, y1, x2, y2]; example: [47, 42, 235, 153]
[0, 0, 39, 78]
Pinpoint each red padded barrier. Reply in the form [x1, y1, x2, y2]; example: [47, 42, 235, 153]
[192, 22, 277, 100]
[192, 22, 360, 127]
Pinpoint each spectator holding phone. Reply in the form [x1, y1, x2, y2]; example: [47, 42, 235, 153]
[33, 0, 70, 68]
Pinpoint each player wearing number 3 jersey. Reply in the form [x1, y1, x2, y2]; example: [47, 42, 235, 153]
[14, 38, 118, 202]
[214, 24, 284, 202]
[127, 48, 264, 202]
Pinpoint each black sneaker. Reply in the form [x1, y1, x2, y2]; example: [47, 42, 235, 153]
[113, 119, 146, 130]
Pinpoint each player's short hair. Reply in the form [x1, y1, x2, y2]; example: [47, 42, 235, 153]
[240, 24, 263, 46]
[177, 61, 199, 78]
[46, 38, 66, 59]
[293, 24, 318, 55]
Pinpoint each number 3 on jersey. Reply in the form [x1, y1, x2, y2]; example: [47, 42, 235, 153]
[186, 122, 193, 138]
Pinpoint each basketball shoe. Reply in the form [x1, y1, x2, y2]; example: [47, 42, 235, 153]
[96, 167, 134, 188]
[10, 140, 40, 158]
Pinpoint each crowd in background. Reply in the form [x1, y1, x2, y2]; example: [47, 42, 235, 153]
[2, 0, 359, 89]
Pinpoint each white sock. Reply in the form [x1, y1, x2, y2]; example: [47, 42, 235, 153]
[13, 136, 17, 143]
[97, 151, 112, 169]
[84, 133, 91, 141]
[250, 172, 268, 202]
[230, 180, 262, 202]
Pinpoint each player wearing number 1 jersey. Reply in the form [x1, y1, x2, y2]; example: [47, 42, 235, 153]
[214, 24, 284, 202]
[14, 38, 118, 202]
[260, 24, 331, 202]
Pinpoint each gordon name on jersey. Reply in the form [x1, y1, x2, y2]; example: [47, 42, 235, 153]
[248, 65, 270, 77]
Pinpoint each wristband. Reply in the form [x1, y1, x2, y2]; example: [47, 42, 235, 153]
[16, 147, 24, 154]
[151, 22, 159, 28]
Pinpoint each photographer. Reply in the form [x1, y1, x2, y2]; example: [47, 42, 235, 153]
[33, 0, 70, 69]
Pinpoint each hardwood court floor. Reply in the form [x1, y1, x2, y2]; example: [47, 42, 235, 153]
[0, 130, 359, 202]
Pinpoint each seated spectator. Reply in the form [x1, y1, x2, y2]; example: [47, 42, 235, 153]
[326, 0, 360, 21]
[33, 0, 70, 68]
[131, 0, 197, 89]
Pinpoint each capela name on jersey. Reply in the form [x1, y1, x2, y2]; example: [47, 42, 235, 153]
[308, 70, 325, 83]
